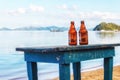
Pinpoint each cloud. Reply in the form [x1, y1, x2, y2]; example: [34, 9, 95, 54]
[8, 5, 44, 16]
[57, 5, 120, 20]
[8, 8, 26, 16]
[29, 4, 44, 12]
[57, 4, 78, 10]
[57, 4, 68, 10]
[79, 11, 120, 20]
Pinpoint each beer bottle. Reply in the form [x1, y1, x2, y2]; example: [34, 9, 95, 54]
[68, 21, 77, 45]
[79, 20, 88, 45]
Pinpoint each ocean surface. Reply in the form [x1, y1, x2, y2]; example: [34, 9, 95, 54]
[0, 31, 120, 80]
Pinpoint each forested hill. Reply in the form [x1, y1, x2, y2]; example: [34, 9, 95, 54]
[93, 22, 120, 31]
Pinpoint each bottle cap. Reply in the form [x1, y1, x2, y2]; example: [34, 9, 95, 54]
[71, 21, 74, 25]
[81, 20, 84, 24]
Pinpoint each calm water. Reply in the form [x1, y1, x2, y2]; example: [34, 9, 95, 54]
[0, 31, 120, 80]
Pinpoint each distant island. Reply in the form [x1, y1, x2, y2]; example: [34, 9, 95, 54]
[1, 22, 119, 31]
[0, 26, 92, 31]
[0, 26, 69, 32]
[93, 22, 120, 31]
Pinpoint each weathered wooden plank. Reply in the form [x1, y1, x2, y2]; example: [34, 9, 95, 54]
[16, 43, 120, 53]
[59, 63, 70, 80]
[63, 47, 115, 63]
[104, 57, 113, 80]
[24, 47, 114, 64]
[24, 52, 64, 63]
[73, 62, 81, 80]
[27, 62, 38, 80]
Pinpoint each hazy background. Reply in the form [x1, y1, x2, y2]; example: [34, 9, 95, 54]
[0, 0, 120, 29]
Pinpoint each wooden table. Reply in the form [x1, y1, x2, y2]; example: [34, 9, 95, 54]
[16, 43, 120, 80]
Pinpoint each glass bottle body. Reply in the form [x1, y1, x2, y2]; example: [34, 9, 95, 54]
[79, 21, 88, 45]
[68, 21, 77, 45]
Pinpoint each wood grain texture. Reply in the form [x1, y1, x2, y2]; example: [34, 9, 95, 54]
[24, 47, 115, 64]
[16, 43, 120, 53]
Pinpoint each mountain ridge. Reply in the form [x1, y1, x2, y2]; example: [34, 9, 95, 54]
[0, 26, 92, 31]
[0, 26, 68, 31]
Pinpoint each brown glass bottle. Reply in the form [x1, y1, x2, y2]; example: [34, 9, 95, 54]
[68, 21, 77, 45]
[79, 20, 88, 45]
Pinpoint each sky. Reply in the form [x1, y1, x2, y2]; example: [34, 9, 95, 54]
[0, 0, 120, 29]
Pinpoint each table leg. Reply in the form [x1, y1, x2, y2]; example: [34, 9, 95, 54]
[73, 62, 81, 80]
[27, 62, 38, 80]
[104, 57, 113, 80]
[59, 63, 70, 80]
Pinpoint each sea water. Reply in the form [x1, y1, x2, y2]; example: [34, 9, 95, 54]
[0, 31, 120, 80]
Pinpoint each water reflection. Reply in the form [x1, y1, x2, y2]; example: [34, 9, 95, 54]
[96, 31, 115, 38]
[93, 31, 120, 44]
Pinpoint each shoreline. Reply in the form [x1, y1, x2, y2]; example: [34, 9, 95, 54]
[53, 65, 120, 80]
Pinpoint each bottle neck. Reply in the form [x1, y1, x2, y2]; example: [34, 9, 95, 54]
[80, 23, 86, 30]
[70, 24, 75, 30]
